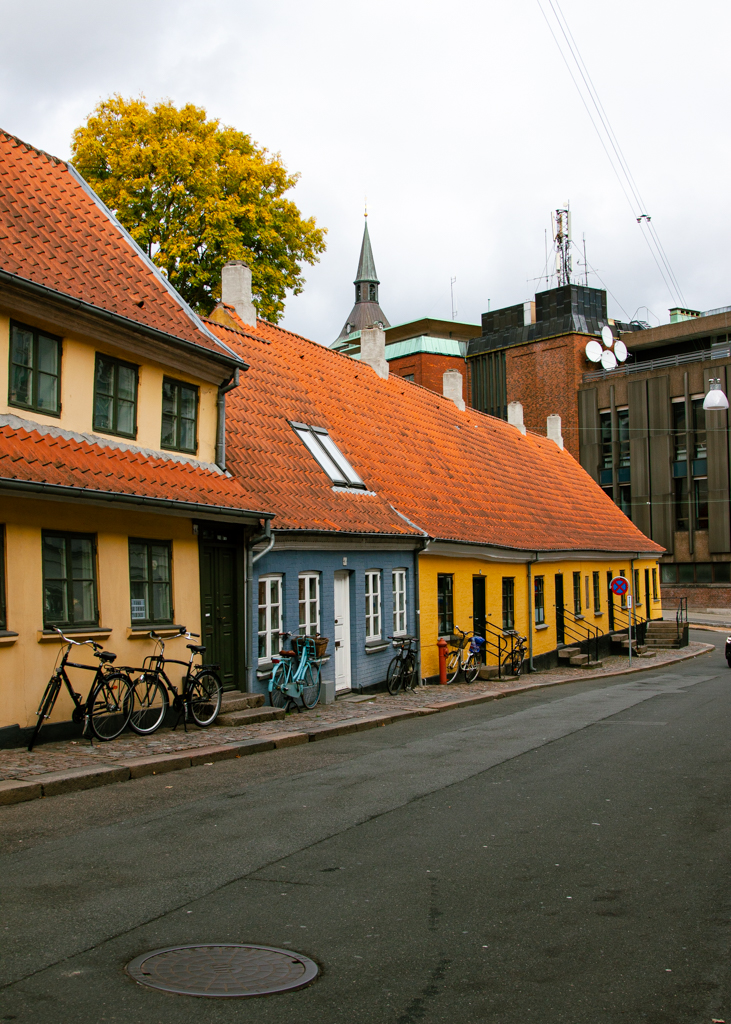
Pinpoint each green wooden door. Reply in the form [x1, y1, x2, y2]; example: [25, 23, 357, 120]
[199, 529, 243, 690]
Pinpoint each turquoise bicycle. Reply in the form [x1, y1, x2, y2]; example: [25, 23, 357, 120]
[268, 632, 322, 710]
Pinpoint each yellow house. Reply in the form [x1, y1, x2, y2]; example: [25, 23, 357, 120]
[0, 130, 269, 743]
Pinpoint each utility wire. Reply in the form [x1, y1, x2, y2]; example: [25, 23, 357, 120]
[536, 0, 686, 307]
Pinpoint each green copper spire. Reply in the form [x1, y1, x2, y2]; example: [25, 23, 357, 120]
[333, 215, 390, 346]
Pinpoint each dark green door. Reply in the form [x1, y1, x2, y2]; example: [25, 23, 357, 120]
[555, 573, 565, 645]
[606, 570, 615, 631]
[472, 576, 486, 638]
[199, 528, 243, 690]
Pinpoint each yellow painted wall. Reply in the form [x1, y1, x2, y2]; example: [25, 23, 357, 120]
[419, 552, 663, 677]
[0, 497, 202, 731]
[0, 314, 218, 463]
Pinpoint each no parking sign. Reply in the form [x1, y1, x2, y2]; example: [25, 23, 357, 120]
[610, 576, 629, 597]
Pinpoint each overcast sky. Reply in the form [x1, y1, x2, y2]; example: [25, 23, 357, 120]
[1, 0, 729, 344]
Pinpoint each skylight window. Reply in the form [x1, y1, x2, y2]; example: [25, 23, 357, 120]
[291, 423, 365, 488]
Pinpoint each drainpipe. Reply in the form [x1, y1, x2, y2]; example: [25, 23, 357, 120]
[629, 556, 635, 667]
[216, 369, 240, 470]
[415, 537, 431, 685]
[527, 554, 538, 672]
[251, 519, 274, 565]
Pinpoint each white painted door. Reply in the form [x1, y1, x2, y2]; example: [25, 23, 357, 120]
[333, 571, 351, 691]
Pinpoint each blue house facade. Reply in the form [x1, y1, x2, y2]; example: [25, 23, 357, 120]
[248, 535, 421, 696]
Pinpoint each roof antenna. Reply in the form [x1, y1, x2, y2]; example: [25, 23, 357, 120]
[552, 204, 572, 286]
[364, 196, 368, 219]
[450, 277, 457, 321]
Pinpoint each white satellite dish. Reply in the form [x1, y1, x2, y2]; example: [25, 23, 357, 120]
[614, 339, 628, 363]
[600, 349, 618, 371]
[585, 340, 603, 363]
[601, 325, 614, 348]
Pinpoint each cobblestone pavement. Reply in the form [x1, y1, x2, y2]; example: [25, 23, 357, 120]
[0, 642, 712, 782]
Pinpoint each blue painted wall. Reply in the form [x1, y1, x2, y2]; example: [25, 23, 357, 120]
[249, 545, 417, 694]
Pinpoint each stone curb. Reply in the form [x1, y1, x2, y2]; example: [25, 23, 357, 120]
[0, 643, 715, 807]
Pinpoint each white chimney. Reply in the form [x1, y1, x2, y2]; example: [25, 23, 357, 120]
[443, 370, 466, 411]
[507, 401, 526, 434]
[221, 261, 257, 327]
[360, 326, 389, 379]
[547, 414, 564, 449]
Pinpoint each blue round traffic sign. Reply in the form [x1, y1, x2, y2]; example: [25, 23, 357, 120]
[610, 575, 629, 596]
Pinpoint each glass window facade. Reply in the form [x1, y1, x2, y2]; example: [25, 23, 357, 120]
[128, 540, 172, 624]
[392, 569, 407, 635]
[365, 571, 381, 640]
[42, 532, 97, 627]
[9, 321, 61, 415]
[161, 378, 198, 453]
[534, 576, 545, 625]
[437, 574, 453, 636]
[502, 577, 514, 631]
[593, 571, 601, 613]
[258, 575, 282, 662]
[298, 573, 320, 637]
[573, 571, 581, 614]
[93, 354, 138, 438]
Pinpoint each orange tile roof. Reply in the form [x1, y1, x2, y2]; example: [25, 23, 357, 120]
[0, 131, 240, 365]
[0, 423, 267, 518]
[209, 315, 664, 554]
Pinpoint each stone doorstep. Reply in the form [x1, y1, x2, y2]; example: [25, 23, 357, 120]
[0, 643, 714, 807]
[216, 707, 285, 728]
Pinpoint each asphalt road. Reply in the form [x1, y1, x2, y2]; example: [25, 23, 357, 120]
[1, 629, 730, 1024]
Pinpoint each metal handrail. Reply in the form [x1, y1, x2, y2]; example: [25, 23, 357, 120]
[561, 607, 604, 663]
[676, 597, 688, 644]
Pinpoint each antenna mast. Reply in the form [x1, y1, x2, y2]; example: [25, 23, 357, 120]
[552, 205, 572, 286]
[450, 277, 457, 321]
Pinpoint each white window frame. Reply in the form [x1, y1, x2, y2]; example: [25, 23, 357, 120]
[258, 574, 282, 664]
[290, 422, 365, 488]
[365, 570, 382, 641]
[298, 572, 320, 637]
[392, 568, 407, 635]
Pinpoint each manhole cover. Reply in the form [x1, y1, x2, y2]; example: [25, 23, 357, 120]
[126, 944, 319, 997]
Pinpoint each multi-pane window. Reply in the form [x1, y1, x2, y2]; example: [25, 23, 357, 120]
[634, 569, 641, 608]
[600, 412, 612, 469]
[619, 569, 627, 610]
[365, 571, 382, 640]
[258, 575, 282, 662]
[0, 526, 6, 630]
[534, 576, 545, 625]
[585, 575, 590, 612]
[392, 569, 407, 635]
[617, 409, 630, 469]
[502, 577, 514, 631]
[93, 354, 138, 438]
[8, 321, 61, 415]
[694, 478, 709, 530]
[129, 540, 172, 624]
[672, 399, 687, 462]
[652, 569, 659, 601]
[661, 562, 731, 584]
[291, 423, 365, 488]
[675, 476, 689, 531]
[42, 532, 97, 627]
[593, 571, 601, 613]
[573, 572, 582, 615]
[162, 378, 198, 453]
[299, 573, 320, 637]
[692, 399, 707, 461]
[437, 574, 453, 636]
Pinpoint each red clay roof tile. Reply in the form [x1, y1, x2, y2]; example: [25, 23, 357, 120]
[210, 317, 664, 554]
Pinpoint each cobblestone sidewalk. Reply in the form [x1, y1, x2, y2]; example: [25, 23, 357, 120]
[0, 641, 713, 784]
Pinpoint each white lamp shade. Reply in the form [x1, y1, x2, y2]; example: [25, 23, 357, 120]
[703, 388, 730, 411]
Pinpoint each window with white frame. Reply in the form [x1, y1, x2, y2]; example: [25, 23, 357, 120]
[298, 573, 320, 637]
[392, 569, 407, 635]
[290, 422, 365, 488]
[258, 575, 282, 663]
[365, 570, 382, 640]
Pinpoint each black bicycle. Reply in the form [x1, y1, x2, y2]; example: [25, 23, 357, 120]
[501, 630, 527, 678]
[124, 628, 223, 735]
[386, 635, 419, 694]
[28, 627, 133, 751]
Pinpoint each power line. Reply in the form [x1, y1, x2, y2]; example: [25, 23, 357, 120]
[536, 0, 686, 307]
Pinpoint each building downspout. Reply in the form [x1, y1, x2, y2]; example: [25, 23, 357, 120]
[415, 538, 431, 684]
[216, 369, 240, 471]
[251, 520, 274, 564]
[527, 554, 538, 673]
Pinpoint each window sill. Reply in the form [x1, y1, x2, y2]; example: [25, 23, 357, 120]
[37, 627, 112, 643]
[93, 427, 137, 442]
[574, 614, 585, 620]
[127, 625, 184, 639]
[0, 630, 19, 646]
[535, 624, 549, 631]
[365, 640, 389, 654]
[593, 612, 603, 617]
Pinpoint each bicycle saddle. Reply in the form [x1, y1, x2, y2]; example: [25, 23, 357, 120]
[95, 650, 117, 663]
[186, 643, 206, 654]
[280, 649, 296, 657]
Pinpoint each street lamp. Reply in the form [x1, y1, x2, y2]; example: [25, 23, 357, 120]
[703, 379, 730, 411]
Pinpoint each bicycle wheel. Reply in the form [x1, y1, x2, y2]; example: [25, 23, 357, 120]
[401, 653, 417, 690]
[301, 663, 321, 709]
[386, 656, 404, 695]
[129, 674, 168, 735]
[464, 654, 480, 684]
[269, 663, 289, 709]
[187, 670, 222, 727]
[501, 652, 518, 678]
[88, 672, 133, 741]
[28, 674, 62, 751]
[512, 651, 525, 679]
[445, 649, 461, 683]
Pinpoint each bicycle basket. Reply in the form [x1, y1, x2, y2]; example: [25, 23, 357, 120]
[314, 635, 329, 658]
[448, 634, 468, 649]
[291, 635, 316, 657]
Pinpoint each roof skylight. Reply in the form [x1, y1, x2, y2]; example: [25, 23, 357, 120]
[291, 423, 365, 488]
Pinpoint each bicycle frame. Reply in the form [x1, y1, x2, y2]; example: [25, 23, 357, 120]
[269, 633, 321, 709]
[124, 629, 212, 730]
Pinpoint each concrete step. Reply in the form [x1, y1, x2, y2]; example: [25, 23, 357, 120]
[638, 651, 657, 658]
[587, 660, 604, 669]
[645, 638, 680, 649]
[216, 706, 285, 727]
[478, 666, 501, 680]
[621, 641, 647, 653]
[569, 654, 589, 666]
[558, 647, 581, 660]
[220, 692, 265, 713]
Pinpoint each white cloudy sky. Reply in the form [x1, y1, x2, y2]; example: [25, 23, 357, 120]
[1, 0, 729, 344]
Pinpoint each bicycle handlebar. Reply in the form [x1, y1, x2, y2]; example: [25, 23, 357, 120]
[51, 625, 102, 652]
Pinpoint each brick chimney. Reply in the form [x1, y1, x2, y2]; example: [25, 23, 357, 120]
[221, 261, 257, 327]
[360, 326, 389, 379]
[507, 401, 526, 435]
[547, 414, 564, 449]
[442, 370, 466, 411]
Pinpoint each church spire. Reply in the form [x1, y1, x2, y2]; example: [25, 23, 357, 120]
[333, 215, 390, 346]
